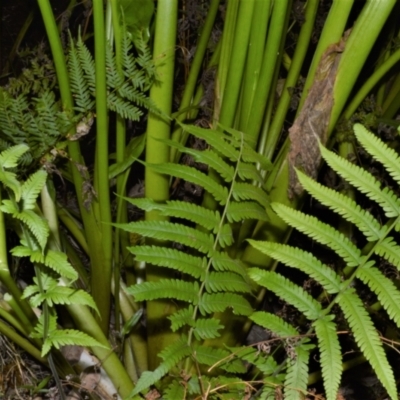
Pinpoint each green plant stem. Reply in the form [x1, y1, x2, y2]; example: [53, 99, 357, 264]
[382, 72, 400, 118]
[246, 0, 289, 140]
[264, 0, 319, 158]
[218, 0, 255, 128]
[328, 0, 397, 133]
[36, 0, 107, 330]
[0, 303, 29, 336]
[144, 0, 178, 370]
[343, 48, 400, 120]
[238, 0, 271, 133]
[170, 0, 220, 162]
[92, 0, 113, 334]
[0, 319, 45, 363]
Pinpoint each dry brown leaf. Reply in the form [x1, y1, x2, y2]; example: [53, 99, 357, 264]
[287, 30, 351, 198]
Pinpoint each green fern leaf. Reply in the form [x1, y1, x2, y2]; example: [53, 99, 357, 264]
[44, 249, 79, 281]
[145, 162, 229, 205]
[131, 337, 192, 395]
[241, 146, 272, 171]
[199, 293, 253, 316]
[250, 311, 299, 337]
[374, 237, 400, 270]
[42, 329, 109, 357]
[164, 381, 185, 400]
[68, 41, 94, 112]
[237, 162, 263, 183]
[178, 123, 240, 162]
[0, 199, 19, 216]
[128, 198, 221, 233]
[0, 143, 29, 169]
[31, 313, 57, 340]
[20, 170, 47, 211]
[107, 92, 142, 120]
[337, 288, 397, 399]
[169, 306, 195, 331]
[272, 203, 362, 267]
[210, 251, 249, 280]
[313, 317, 342, 400]
[193, 318, 224, 340]
[297, 170, 384, 241]
[248, 240, 341, 294]
[115, 220, 214, 254]
[205, 272, 251, 293]
[284, 346, 310, 400]
[218, 223, 234, 247]
[356, 264, 400, 328]
[232, 182, 269, 208]
[226, 201, 268, 223]
[127, 279, 199, 304]
[320, 145, 400, 218]
[105, 45, 124, 88]
[193, 344, 246, 373]
[14, 210, 49, 250]
[76, 35, 96, 90]
[354, 124, 400, 186]
[248, 268, 322, 320]
[129, 245, 206, 279]
[0, 170, 21, 200]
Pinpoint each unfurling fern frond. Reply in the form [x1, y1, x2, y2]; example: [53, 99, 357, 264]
[248, 124, 400, 400]
[117, 124, 270, 394]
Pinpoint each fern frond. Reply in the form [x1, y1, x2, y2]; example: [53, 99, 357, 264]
[284, 346, 309, 400]
[232, 182, 269, 208]
[107, 92, 142, 120]
[128, 197, 221, 233]
[21, 169, 47, 211]
[76, 35, 96, 90]
[13, 210, 49, 250]
[248, 240, 341, 294]
[320, 145, 400, 218]
[218, 223, 234, 247]
[68, 40, 95, 112]
[354, 123, 400, 186]
[193, 344, 246, 373]
[131, 337, 192, 395]
[337, 289, 397, 399]
[297, 170, 384, 241]
[248, 268, 322, 320]
[198, 293, 253, 316]
[164, 381, 185, 399]
[43, 329, 109, 357]
[129, 245, 206, 279]
[250, 311, 300, 337]
[0, 170, 21, 200]
[169, 306, 195, 331]
[192, 318, 224, 340]
[313, 317, 342, 400]
[205, 272, 251, 294]
[115, 220, 214, 254]
[178, 123, 240, 162]
[237, 162, 264, 183]
[374, 237, 400, 270]
[210, 251, 249, 280]
[105, 44, 124, 89]
[241, 146, 272, 171]
[272, 203, 362, 267]
[226, 201, 268, 223]
[145, 162, 229, 205]
[356, 264, 400, 328]
[0, 143, 29, 169]
[127, 279, 199, 303]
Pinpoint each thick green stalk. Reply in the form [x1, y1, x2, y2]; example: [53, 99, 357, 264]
[298, 0, 354, 112]
[218, 0, 255, 127]
[170, 0, 220, 161]
[144, 0, 178, 369]
[238, 0, 271, 133]
[92, 0, 113, 334]
[328, 0, 396, 132]
[343, 48, 400, 120]
[36, 0, 107, 328]
[246, 0, 289, 140]
[264, 0, 319, 159]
